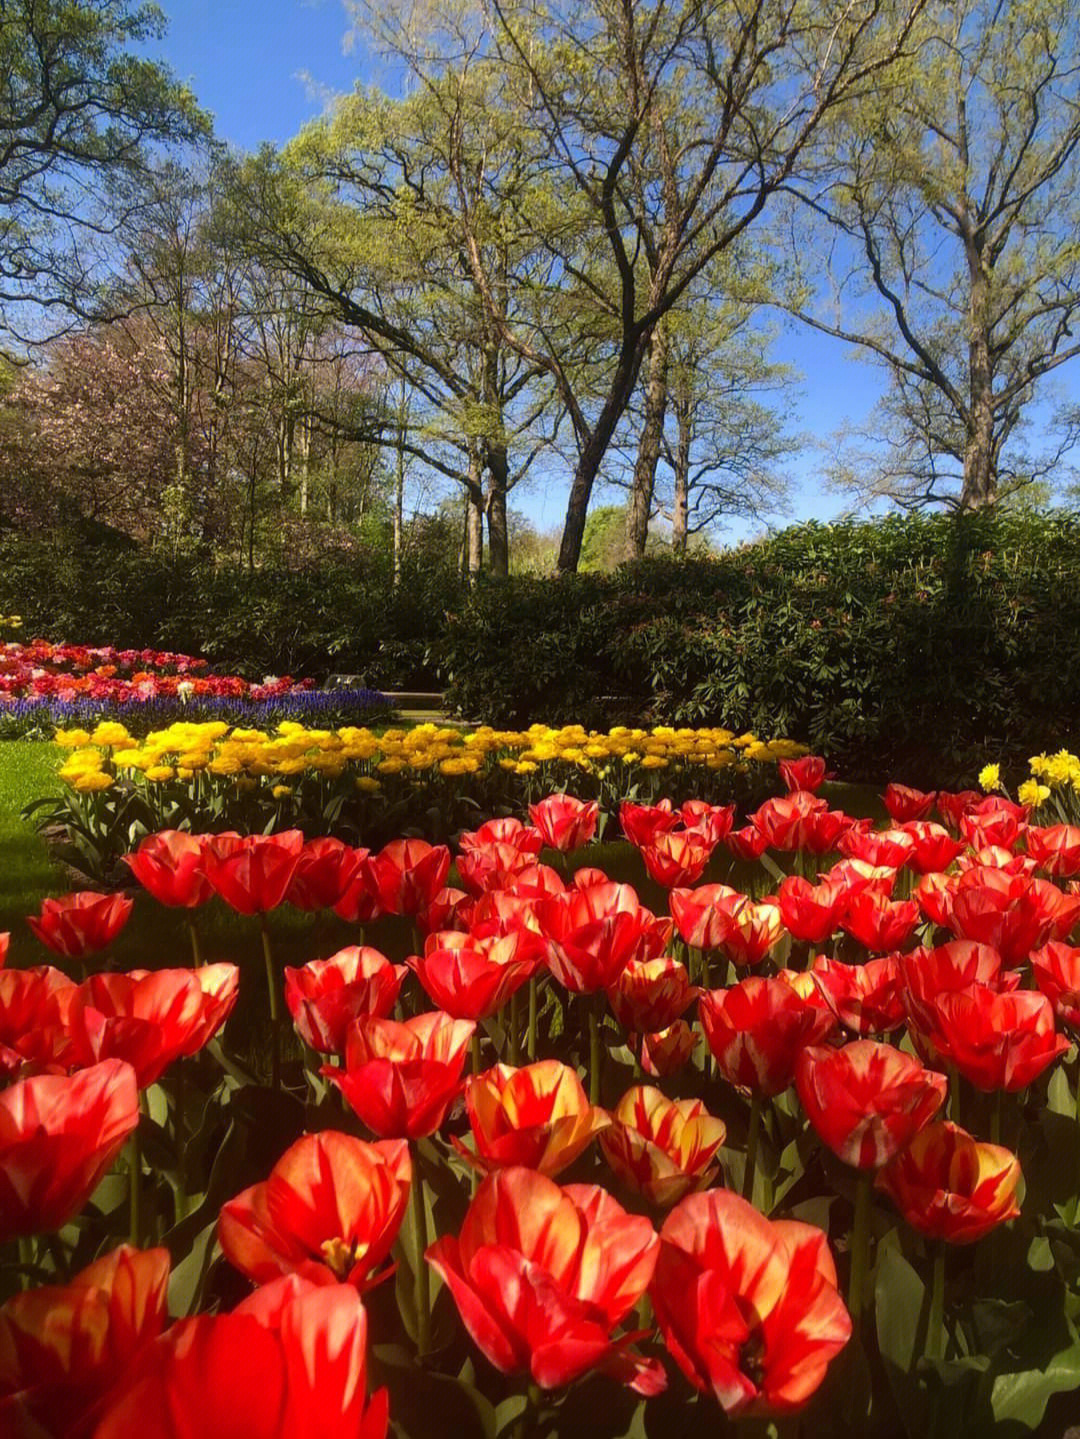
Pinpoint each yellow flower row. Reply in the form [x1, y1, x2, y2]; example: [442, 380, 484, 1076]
[53, 719, 806, 793]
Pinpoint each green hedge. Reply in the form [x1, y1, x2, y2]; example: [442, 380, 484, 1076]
[437, 510, 1080, 785]
[0, 524, 461, 688]
[6, 510, 1080, 786]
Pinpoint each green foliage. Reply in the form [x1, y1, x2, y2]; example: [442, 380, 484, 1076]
[438, 509, 1080, 785]
[0, 524, 462, 689]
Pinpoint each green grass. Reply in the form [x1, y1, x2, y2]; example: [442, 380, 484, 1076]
[0, 741, 70, 949]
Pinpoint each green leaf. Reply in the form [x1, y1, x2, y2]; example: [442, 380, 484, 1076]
[990, 1336, 1080, 1429]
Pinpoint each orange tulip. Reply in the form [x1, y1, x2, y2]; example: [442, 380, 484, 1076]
[650, 1190, 851, 1416]
[876, 1121, 1021, 1243]
[606, 956, 697, 1035]
[456, 1061, 610, 1176]
[426, 1168, 664, 1394]
[0, 1244, 169, 1438]
[599, 1085, 726, 1206]
[219, 1131, 410, 1290]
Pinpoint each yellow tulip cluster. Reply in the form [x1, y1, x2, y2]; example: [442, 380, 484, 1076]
[53, 719, 806, 796]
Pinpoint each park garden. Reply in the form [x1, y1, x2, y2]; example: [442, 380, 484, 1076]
[6, 0, 1080, 1436]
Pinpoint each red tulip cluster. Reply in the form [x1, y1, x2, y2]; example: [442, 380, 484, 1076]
[9, 760, 1080, 1435]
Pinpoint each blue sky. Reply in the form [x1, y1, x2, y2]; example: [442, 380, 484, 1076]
[141, 1, 1076, 541]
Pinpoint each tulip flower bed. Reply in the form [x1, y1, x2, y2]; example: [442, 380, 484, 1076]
[8, 764, 1080, 1437]
[0, 640, 396, 742]
[32, 720, 805, 883]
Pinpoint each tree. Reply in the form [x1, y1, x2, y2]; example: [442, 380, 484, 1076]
[0, 0, 208, 345]
[783, 0, 1080, 510]
[455, 0, 926, 570]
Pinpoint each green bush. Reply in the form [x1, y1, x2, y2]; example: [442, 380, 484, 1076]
[437, 510, 1080, 786]
[0, 523, 463, 687]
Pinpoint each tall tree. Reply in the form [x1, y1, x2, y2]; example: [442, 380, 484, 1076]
[452, 0, 926, 570]
[782, 0, 1080, 510]
[0, 0, 207, 344]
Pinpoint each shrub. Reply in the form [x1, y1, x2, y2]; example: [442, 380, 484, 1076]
[437, 510, 1080, 786]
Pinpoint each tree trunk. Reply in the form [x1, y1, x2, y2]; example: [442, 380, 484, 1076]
[393, 420, 405, 588]
[557, 337, 649, 573]
[960, 252, 996, 508]
[672, 394, 691, 558]
[464, 444, 484, 581]
[485, 441, 510, 578]
[626, 320, 669, 559]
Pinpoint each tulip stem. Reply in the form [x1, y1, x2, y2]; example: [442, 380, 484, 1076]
[742, 1092, 762, 1202]
[848, 1171, 873, 1322]
[509, 988, 521, 1065]
[589, 993, 603, 1106]
[187, 917, 202, 969]
[411, 1173, 432, 1359]
[173, 1065, 188, 1222]
[129, 1127, 142, 1248]
[17, 1236, 34, 1290]
[261, 920, 281, 1091]
[990, 1089, 1002, 1146]
[948, 1065, 962, 1128]
[527, 977, 538, 1062]
[928, 1244, 947, 1362]
[471, 1034, 483, 1075]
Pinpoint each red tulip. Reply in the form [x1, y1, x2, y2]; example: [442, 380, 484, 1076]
[368, 839, 451, 916]
[796, 1040, 947, 1169]
[529, 793, 598, 852]
[285, 838, 367, 911]
[332, 860, 383, 924]
[203, 831, 305, 915]
[838, 826, 915, 870]
[679, 800, 734, 845]
[840, 891, 920, 952]
[455, 1061, 610, 1176]
[883, 784, 937, 823]
[726, 825, 769, 862]
[1025, 825, 1080, 877]
[219, 1131, 410, 1290]
[457, 842, 540, 896]
[717, 898, 784, 968]
[124, 831, 213, 907]
[607, 956, 697, 1034]
[898, 821, 964, 874]
[751, 791, 828, 850]
[811, 956, 906, 1036]
[285, 947, 404, 1055]
[915, 870, 958, 927]
[777, 875, 845, 945]
[639, 829, 715, 887]
[960, 796, 1028, 851]
[534, 884, 670, 994]
[1031, 941, 1080, 1031]
[93, 1275, 389, 1439]
[67, 967, 238, 1088]
[900, 939, 1017, 1034]
[27, 891, 133, 958]
[459, 817, 542, 857]
[0, 965, 78, 1078]
[640, 1020, 697, 1076]
[426, 1168, 664, 1394]
[936, 790, 982, 832]
[699, 976, 834, 1097]
[409, 931, 540, 1020]
[948, 867, 1060, 965]
[327, 1012, 474, 1138]
[599, 1086, 725, 1207]
[620, 799, 678, 848]
[779, 755, 828, 793]
[0, 1059, 139, 1241]
[0, 1244, 169, 1438]
[912, 985, 1069, 1092]
[650, 1190, 851, 1416]
[826, 857, 896, 901]
[669, 884, 746, 951]
[416, 885, 470, 935]
[183, 963, 242, 1052]
[876, 1121, 1021, 1243]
